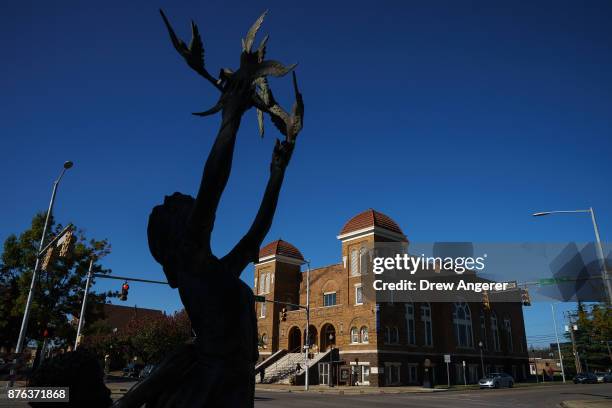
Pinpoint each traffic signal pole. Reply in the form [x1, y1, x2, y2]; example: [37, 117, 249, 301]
[9, 162, 73, 388]
[74, 273, 170, 348]
[74, 259, 94, 350]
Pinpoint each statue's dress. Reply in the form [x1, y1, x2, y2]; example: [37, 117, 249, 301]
[115, 241, 258, 408]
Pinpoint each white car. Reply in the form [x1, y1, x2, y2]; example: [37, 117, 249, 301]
[479, 372, 514, 388]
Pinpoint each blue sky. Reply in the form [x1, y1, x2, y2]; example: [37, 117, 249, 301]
[1, 0, 611, 347]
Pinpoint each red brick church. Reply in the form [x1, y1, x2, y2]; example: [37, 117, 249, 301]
[254, 209, 529, 386]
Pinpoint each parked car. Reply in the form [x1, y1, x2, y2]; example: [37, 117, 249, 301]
[479, 372, 514, 388]
[603, 373, 612, 383]
[122, 362, 144, 378]
[139, 364, 156, 379]
[573, 372, 598, 384]
[594, 372, 608, 383]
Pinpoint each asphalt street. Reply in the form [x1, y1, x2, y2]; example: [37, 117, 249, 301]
[255, 383, 612, 408]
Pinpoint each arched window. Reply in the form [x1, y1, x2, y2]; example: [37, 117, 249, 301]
[261, 333, 267, 347]
[453, 302, 473, 347]
[405, 303, 416, 345]
[264, 273, 271, 293]
[359, 247, 368, 275]
[479, 311, 488, 350]
[351, 327, 359, 343]
[351, 249, 359, 276]
[491, 313, 500, 351]
[504, 317, 513, 352]
[421, 302, 433, 346]
[360, 326, 369, 343]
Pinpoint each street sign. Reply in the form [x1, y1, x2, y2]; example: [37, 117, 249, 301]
[539, 277, 573, 286]
[254, 295, 266, 302]
[444, 354, 451, 363]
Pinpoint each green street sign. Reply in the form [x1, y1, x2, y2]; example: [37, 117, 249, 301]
[254, 295, 266, 302]
[539, 277, 573, 285]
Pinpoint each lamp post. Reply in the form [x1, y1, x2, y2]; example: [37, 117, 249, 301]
[10, 161, 73, 386]
[478, 341, 485, 378]
[533, 208, 611, 304]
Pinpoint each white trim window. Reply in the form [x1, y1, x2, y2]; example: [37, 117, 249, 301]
[491, 313, 501, 351]
[359, 246, 368, 275]
[453, 302, 473, 348]
[323, 292, 337, 307]
[360, 326, 369, 343]
[350, 249, 359, 276]
[405, 303, 416, 345]
[504, 317, 513, 352]
[355, 284, 363, 305]
[260, 302, 266, 318]
[421, 302, 433, 346]
[385, 362, 401, 385]
[258, 273, 265, 294]
[264, 273, 271, 293]
[407, 363, 418, 384]
[351, 327, 359, 343]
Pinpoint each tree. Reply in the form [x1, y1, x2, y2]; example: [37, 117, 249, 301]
[563, 303, 612, 372]
[121, 310, 192, 365]
[0, 212, 113, 351]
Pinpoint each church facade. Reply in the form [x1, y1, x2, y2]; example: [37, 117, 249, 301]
[254, 209, 529, 387]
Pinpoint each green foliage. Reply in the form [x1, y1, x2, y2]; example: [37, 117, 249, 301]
[0, 212, 113, 349]
[563, 303, 612, 373]
[82, 310, 192, 366]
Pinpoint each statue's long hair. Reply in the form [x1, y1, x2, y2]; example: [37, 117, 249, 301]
[147, 192, 195, 288]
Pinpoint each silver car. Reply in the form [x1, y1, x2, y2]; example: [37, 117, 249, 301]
[479, 372, 514, 388]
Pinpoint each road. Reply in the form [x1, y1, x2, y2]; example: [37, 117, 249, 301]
[255, 383, 612, 408]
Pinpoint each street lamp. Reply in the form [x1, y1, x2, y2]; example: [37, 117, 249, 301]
[478, 341, 485, 378]
[11, 161, 74, 384]
[533, 208, 611, 304]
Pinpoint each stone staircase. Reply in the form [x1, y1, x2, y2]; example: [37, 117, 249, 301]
[256, 349, 332, 385]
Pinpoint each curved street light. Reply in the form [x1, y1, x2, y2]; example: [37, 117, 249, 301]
[11, 161, 74, 384]
[532, 207, 611, 304]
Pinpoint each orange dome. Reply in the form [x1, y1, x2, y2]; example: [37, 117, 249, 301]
[259, 239, 304, 261]
[339, 209, 404, 236]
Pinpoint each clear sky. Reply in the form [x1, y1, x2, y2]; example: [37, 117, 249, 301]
[1, 0, 611, 348]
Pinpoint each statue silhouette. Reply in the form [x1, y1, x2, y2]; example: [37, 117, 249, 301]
[113, 9, 303, 408]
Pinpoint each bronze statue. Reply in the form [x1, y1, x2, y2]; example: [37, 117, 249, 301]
[113, 9, 303, 408]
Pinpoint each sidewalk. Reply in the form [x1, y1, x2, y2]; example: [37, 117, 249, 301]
[255, 384, 443, 394]
[560, 401, 612, 408]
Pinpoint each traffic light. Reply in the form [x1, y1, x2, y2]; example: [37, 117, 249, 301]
[280, 308, 287, 321]
[120, 282, 130, 301]
[521, 289, 531, 306]
[41, 247, 53, 270]
[58, 230, 73, 257]
[482, 290, 490, 310]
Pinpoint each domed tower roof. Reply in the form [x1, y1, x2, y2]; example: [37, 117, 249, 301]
[258, 239, 304, 263]
[338, 209, 407, 241]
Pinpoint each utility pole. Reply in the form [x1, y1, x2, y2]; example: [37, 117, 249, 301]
[551, 303, 566, 383]
[304, 261, 310, 391]
[566, 313, 582, 373]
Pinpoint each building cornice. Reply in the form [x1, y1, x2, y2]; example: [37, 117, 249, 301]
[255, 254, 306, 266]
[337, 226, 408, 243]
